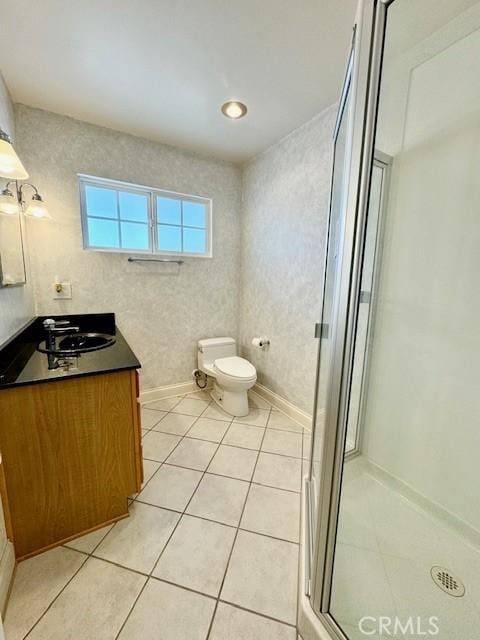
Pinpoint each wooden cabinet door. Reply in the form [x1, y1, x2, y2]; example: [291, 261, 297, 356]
[0, 370, 138, 559]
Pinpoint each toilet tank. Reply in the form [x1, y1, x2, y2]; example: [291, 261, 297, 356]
[198, 337, 236, 369]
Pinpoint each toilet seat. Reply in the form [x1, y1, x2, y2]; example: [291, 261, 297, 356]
[214, 356, 256, 380]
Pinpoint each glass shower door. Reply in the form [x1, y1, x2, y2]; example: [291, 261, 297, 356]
[309, 47, 354, 542]
[344, 154, 390, 454]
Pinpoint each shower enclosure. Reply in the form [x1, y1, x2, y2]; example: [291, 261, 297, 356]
[301, 1, 480, 639]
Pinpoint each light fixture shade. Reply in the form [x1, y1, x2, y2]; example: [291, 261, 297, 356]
[24, 193, 51, 219]
[0, 189, 20, 215]
[0, 131, 29, 180]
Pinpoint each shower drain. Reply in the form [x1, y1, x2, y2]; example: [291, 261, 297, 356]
[430, 566, 465, 597]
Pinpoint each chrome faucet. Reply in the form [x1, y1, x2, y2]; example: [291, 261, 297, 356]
[43, 318, 80, 353]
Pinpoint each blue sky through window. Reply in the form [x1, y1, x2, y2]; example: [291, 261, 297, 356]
[82, 178, 210, 255]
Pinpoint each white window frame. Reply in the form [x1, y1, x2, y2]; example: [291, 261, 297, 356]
[78, 174, 213, 258]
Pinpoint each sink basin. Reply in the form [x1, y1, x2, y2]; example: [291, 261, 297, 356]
[38, 332, 116, 355]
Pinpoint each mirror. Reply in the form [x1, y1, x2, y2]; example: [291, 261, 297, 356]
[0, 188, 26, 286]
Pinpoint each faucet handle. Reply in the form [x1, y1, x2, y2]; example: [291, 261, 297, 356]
[43, 318, 71, 329]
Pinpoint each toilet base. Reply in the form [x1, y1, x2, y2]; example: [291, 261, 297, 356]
[210, 382, 249, 417]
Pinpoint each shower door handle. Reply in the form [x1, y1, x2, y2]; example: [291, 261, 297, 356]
[314, 323, 329, 339]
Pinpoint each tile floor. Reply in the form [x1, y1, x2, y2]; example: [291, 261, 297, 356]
[5, 390, 310, 640]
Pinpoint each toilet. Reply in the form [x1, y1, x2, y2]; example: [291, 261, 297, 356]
[197, 337, 257, 417]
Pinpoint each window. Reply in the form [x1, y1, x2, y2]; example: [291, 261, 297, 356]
[78, 175, 212, 257]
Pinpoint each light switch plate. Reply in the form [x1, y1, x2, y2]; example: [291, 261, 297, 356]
[53, 282, 72, 299]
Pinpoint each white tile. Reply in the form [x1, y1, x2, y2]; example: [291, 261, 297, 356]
[185, 390, 212, 401]
[329, 543, 397, 629]
[368, 479, 448, 566]
[187, 474, 249, 526]
[383, 554, 480, 640]
[94, 502, 179, 573]
[137, 464, 202, 511]
[143, 396, 183, 412]
[187, 417, 230, 442]
[210, 602, 296, 640]
[131, 458, 162, 499]
[437, 527, 480, 618]
[261, 430, 303, 458]
[336, 473, 379, 552]
[221, 530, 298, 624]
[4, 546, 85, 640]
[118, 578, 215, 640]
[339, 623, 384, 640]
[140, 458, 161, 487]
[152, 412, 197, 435]
[223, 423, 265, 450]
[153, 515, 235, 596]
[208, 445, 257, 481]
[141, 428, 149, 438]
[172, 398, 211, 416]
[142, 431, 181, 462]
[267, 410, 304, 433]
[241, 484, 300, 542]
[202, 403, 234, 422]
[234, 408, 270, 427]
[253, 452, 301, 492]
[247, 392, 272, 410]
[26, 557, 145, 640]
[140, 407, 167, 429]
[65, 524, 114, 554]
[166, 437, 217, 471]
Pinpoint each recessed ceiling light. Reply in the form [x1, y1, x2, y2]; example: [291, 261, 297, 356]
[221, 101, 248, 119]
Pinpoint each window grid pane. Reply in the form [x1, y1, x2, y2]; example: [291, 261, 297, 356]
[157, 197, 181, 225]
[156, 196, 208, 255]
[180, 201, 184, 252]
[81, 179, 210, 256]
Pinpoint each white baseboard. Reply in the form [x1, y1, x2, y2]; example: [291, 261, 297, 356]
[251, 383, 312, 431]
[140, 379, 312, 432]
[140, 379, 212, 404]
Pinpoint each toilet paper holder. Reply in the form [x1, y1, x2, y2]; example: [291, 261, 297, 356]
[252, 337, 270, 349]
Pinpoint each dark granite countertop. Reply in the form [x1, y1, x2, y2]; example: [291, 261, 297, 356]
[0, 313, 140, 389]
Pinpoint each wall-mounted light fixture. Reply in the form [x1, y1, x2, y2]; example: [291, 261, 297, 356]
[0, 181, 50, 219]
[0, 126, 50, 219]
[0, 128, 28, 179]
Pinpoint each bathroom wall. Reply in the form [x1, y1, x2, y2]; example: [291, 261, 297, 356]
[14, 105, 242, 389]
[362, 5, 480, 532]
[239, 106, 336, 414]
[0, 76, 35, 346]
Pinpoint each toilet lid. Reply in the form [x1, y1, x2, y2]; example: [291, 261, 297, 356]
[214, 356, 256, 379]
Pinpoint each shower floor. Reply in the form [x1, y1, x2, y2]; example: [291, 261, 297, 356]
[330, 456, 480, 639]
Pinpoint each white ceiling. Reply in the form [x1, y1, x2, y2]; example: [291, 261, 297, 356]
[0, 0, 357, 162]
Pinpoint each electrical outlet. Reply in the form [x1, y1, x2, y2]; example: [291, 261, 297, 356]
[53, 282, 72, 299]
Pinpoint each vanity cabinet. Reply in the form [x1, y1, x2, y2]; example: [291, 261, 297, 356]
[0, 369, 143, 559]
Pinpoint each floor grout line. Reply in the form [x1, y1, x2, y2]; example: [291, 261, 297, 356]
[22, 552, 91, 639]
[113, 397, 236, 638]
[143, 436, 305, 461]
[204, 405, 273, 640]
[216, 597, 298, 629]
[138, 460, 302, 494]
